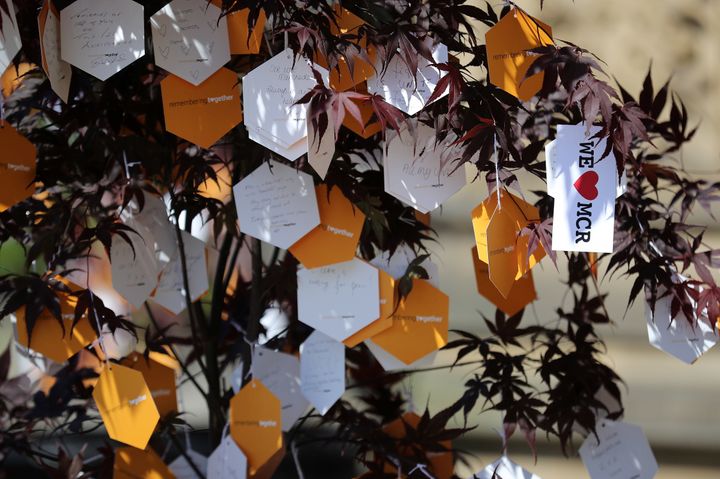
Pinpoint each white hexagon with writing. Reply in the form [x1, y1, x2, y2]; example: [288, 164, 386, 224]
[384, 122, 465, 213]
[60, 0, 145, 81]
[150, 0, 231, 85]
[297, 258, 380, 342]
[233, 160, 319, 250]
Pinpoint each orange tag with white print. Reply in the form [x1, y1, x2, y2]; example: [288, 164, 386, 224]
[289, 184, 365, 268]
[93, 364, 160, 450]
[370, 279, 449, 364]
[121, 352, 178, 417]
[230, 379, 283, 475]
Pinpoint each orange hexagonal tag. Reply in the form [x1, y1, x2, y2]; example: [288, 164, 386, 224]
[471, 246, 536, 316]
[250, 439, 285, 479]
[370, 279, 449, 364]
[0, 124, 36, 212]
[113, 446, 175, 479]
[471, 189, 545, 297]
[121, 352, 178, 417]
[228, 8, 267, 55]
[93, 364, 160, 450]
[230, 379, 283, 475]
[485, 8, 553, 101]
[161, 67, 243, 149]
[343, 269, 395, 348]
[289, 184, 365, 268]
[382, 412, 453, 479]
[15, 289, 97, 364]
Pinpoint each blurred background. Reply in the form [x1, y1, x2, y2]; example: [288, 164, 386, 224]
[4, 0, 720, 477]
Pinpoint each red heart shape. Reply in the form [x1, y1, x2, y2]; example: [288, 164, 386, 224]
[574, 171, 599, 200]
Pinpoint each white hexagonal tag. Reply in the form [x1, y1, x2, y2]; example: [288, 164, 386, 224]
[251, 347, 309, 431]
[39, 1, 72, 102]
[243, 48, 327, 160]
[300, 331, 345, 415]
[580, 420, 658, 479]
[150, 0, 231, 85]
[383, 122, 465, 213]
[233, 160, 319, 250]
[646, 286, 718, 364]
[367, 37, 447, 116]
[473, 456, 542, 479]
[110, 218, 160, 309]
[207, 434, 247, 479]
[151, 231, 209, 314]
[297, 258, 380, 342]
[0, 0, 22, 73]
[60, 0, 145, 81]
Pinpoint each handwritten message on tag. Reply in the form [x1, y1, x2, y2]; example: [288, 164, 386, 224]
[367, 37, 447, 116]
[251, 348, 309, 432]
[646, 285, 718, 364]
[208, 434, 247, 479]
[546, 124, 619, 253]
[473, 456, 543, 479]
[233, 161, 320, 250]
[38, 1, 71, 102]
[60, 0, 145, 81]
[579, 420, 658, 479]
[93, 364, 160, 449]
[110, 218, 160, 309]
[0, 0, 22, 73]
[230, 379, 283, 475]
[243, 48, 326, 160]
[384, 122, 466, 214]
[151, 0, 231, 85]
[300, 331, 345, 414]
[151, 231, 209, 315]
[297, 258, 380, 342]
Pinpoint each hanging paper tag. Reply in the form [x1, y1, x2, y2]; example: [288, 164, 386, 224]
[545, 124, 619, 253]
[150, 0, 231, 85]
[38, 0, 71, 102]
[233, 160, 320, 250]
[93, 364, 160, 449]
[297, 258, 380, 342]
[471, 246, 536, 317]
[60, 0, 145, 81]
[230, 379, 283, 475]
[300, 331, 345, 414]
[579, 420, 658, 479]
[208, 434, 248, 479]
[289, 184, 366, 268]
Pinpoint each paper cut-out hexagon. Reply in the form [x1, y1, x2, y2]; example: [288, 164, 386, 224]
[289, 185, 365, 268]
[151, 0, 231, 86]
[300, 330, 345, 414]
[371, 279, 448, 364]
[646, 287, 718, 364]
[233, 160, 320, 250]
[93, 364, 160, 449]
[230, 379, 283, 475]
[384, 123, 466, 213]
[16, 289, 97, 364]
[252, 348, 309, 431]
[297, 258, 380, 342]
[471, 246, 536, 316]
[60, 0, 145, 81]
[0, 0, 22, 74]
[161, 68, 243, 148]
[366, 37, 447, 116]
[114, 447, 176, 479]
[485, 8, 553, 101]
[121, 352, 178, 417]
[0, 125, 36, 212]
[243, 49, 324, 161]
[207, 434, 247, 479]
[343, 269, 395, 348]
[110, 218, 160, 309]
